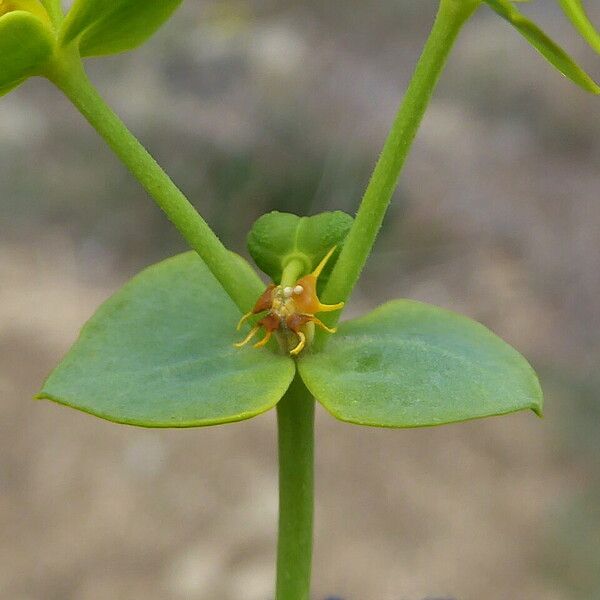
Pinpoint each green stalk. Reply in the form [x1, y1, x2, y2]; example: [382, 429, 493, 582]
[280, 258, 306, 287]
[276, 375, 315, 600]
[46, 50, 263, 313]
[321, 0, 479, 323]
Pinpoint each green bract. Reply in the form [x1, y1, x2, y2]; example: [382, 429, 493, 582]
[39, 230, 543, 429]
[38, 253, 295, 427]
[248, 211, 353, 286]
[59, 0, 183, 57]
[299, 300, 542, 428]
[483, 0, 600, 94]
[0, 9, 54, 96]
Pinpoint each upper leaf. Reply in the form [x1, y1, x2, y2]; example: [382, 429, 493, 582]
[38, 252, 295, 427]
[484, 0, 600, 94]
[60, 0, 183, 57]
[0, 10, 54, 96]
[299, 300, 542, 428]
[558, 0, 600, 54]
[247, 211, 354, 287]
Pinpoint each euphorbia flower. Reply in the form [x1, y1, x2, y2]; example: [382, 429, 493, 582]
[235, 246, 344, 355]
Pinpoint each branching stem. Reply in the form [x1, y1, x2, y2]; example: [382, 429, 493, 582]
[321, 0, 479, 329]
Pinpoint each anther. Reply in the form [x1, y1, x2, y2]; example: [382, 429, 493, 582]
[283, 286, 293, 298]
[293, 285, 304, 295]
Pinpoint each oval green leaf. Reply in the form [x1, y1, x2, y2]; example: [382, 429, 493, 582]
[38, 252, 295, 427]
[298, 300, 542, 428]
[247, 211, 354, 285]
[558, 0, 600, 54]
[0, 11, 54, 96]
[60, 0, 182, 57]
[484, 0, 600, 94]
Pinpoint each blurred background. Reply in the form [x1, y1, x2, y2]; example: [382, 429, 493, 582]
[1, 1, 599, 598]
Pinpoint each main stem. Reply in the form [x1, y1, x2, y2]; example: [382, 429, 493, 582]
[276, 376, 315, 600]
[46, 50, 263, 313]
[321, 0, 479, 325]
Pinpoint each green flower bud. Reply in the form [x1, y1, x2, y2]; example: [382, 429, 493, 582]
[247, 211, 354, 288]
[59, 0, 183, 57]
[0, 2, 54, 96]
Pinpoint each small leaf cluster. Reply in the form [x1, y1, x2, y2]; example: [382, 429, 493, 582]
[0, 0, 181, 96]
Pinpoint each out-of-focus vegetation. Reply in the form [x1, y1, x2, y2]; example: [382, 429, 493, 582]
[1, 1, 599, 598]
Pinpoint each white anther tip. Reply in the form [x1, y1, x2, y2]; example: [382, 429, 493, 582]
[283, 286, 293, 298]
[293, 285, 304, 295]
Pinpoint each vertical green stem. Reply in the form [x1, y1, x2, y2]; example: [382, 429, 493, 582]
[276, 375, 315, 600]
[321, 0, 479, 321]
[280, 258, 306, 287]
[46, 51, 263, 312]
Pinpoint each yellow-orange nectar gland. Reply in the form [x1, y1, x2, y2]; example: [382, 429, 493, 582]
[235, 246, 344, 356]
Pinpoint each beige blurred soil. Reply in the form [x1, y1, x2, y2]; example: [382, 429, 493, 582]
[0, 236, 569, 600]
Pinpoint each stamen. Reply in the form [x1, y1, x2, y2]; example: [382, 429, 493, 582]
[293, 285, 304, 295]
[253, 330, 273, 348]
[234, 325, 260, 348]
[236, 311, 253, 331]
[289, 331, 307, 356]
[283, 286, 293, 298]
[310, 316, 337, 334]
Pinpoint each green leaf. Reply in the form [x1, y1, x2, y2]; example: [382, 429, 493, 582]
[558, 0, 600, 54]
[298, 300, 542, 428]
[60, 0, 182, 57]
[247, 211, 354, 286]
[38, 252, 295, 427]
[484, 0, 600, 94]
[0, 11, 54, 96]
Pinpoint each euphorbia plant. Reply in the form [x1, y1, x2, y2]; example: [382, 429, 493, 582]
[2, 0, 598, 597]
